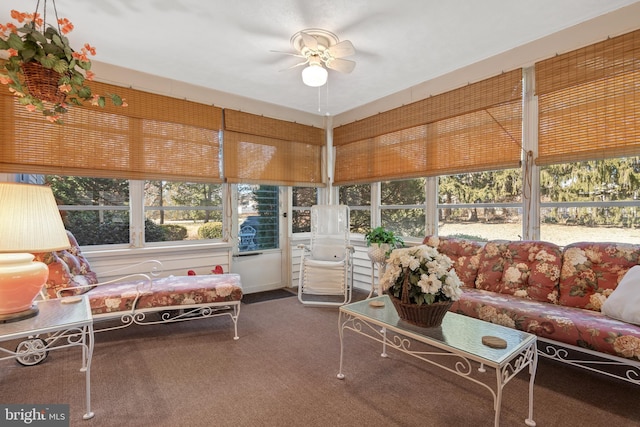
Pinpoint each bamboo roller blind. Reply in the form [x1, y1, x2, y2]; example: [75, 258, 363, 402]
[223, 110, 325, 186]
[536, 29, 640, 165]
[333, 69, 523, 184]
[0, 79, 223, 183]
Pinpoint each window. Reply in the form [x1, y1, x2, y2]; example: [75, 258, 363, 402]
[292, 187, 317, 233]
[339, 184, 371, 233]
[540, 158, 640, 245]
[45, 175, 130, 246]
[144, 181, 223, 242]
[438, 169, 522, 241]
[381, 179, 426, 239]
[238, 185, 279, 251]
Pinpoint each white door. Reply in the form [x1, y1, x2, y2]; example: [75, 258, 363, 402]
[230, 185, 288, 293]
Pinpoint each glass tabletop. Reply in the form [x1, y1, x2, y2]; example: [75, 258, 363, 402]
[340, 295, 536, 366]
[0, 296, 92, 341]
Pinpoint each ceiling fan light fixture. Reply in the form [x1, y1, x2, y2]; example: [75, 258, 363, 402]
[302, 64, 328, 87]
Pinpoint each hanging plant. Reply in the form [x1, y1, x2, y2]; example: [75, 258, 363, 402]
[0, 6, 126, 124]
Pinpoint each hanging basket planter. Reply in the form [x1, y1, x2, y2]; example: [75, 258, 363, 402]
[0, 6, 125, 124]
[21, 62, 67, 105]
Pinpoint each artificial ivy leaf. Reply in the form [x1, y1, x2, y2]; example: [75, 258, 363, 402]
[76, 86, 91, 99]
[97, 96, 106, 108]
[51, 33, 64, 49]
[109, 94, 123, 106]
[39, 55, 56, 68]
[7, 33, 25, 50]
[52, 60, 69, 74]
[30, 30, 47, 45]
[71, 73, 84, 86]
[20, 49, 36, 62]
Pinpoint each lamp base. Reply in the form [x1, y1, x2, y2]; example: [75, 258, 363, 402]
[0, 305, 39, 323]
[0, 253, 48, 321]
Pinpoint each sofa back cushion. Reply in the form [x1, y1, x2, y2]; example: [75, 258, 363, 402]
[475, 240, 562, 303]
[559, 242, 640, 310]
[33, 230, 98, 299]
[423, 235, 484, 288]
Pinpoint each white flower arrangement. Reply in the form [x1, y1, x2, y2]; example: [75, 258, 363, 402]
[381, 245, 463, 305]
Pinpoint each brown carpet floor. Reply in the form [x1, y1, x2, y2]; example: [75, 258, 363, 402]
[1, 295, 639, 426]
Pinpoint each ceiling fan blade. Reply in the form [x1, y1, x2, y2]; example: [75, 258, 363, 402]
[270, 50, 305, 58]
[279, 59, 310, 72]
[327, 40, 355, 58]
[326, 58, 356, 74]
[299, 31, 318, 50]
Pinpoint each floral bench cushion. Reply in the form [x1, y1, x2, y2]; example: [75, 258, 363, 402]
[33, 231, 98, 299]
[559, 242, 640, 311]
[423, 235, 484, 288]
[475, 240, 562, 303]
[451, 288, 640, 361]
[86, 274, 243, 315]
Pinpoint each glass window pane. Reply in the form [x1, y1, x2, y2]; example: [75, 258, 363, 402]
[339, 184, 371, 233]
[46, 175, 130, 246]
[292, 187, 317, 233]
[381, 179, 426, 239]
[438, 169, 522, 242]
[238, 185, 279, 251]
[540, 158, 640, 245]
[438, 207, 522, 241]
[145, 181, 223, 242]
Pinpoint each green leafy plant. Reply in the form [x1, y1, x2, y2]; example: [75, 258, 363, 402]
[0, 9, 125, 123]
[364, 226, 404, 248]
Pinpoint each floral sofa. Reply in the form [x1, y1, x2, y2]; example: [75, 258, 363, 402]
[423, 235, 640, 385]
[34, 231, 243, 339]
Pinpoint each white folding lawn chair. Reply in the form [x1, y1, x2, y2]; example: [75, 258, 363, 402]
[297, 205, 354, 306]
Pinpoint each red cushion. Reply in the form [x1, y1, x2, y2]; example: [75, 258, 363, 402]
[559, 242, 640, 310]
[475, 240, 562, 303]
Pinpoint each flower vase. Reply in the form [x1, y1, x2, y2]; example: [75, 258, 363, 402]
[367, 243, 390, 264]
[388, 271, 452, 327]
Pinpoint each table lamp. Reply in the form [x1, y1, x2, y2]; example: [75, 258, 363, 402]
[0, 183, 71, 323]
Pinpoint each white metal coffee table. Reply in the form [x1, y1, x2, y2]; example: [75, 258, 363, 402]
[337, 295, 537, 427]
[0, 296, 95, 420]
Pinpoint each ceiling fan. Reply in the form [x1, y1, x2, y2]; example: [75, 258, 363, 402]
[274, 29, 356, 87]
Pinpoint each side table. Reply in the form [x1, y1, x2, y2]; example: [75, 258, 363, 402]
[0, 296, 95, 420]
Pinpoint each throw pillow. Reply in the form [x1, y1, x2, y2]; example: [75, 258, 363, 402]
[602, 265, 640, 325]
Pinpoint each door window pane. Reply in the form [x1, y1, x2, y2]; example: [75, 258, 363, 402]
[238, 185, 279, 251]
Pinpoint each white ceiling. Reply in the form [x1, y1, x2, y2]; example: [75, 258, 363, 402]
[2, 0, 640, 119]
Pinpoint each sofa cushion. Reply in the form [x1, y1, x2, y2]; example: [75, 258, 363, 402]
[87, 274, 243, 315]
[559, 242, 640, 310]
[423, 235, 484, 288]
[33, 231, 98, 299]
[451, 288, 640, 360]
[602, 265, 640, 325]
[474, 240, 562, 303]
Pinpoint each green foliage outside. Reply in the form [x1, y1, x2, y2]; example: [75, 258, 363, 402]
[161, 224, 188, 241]
[198, 222, 223, 239]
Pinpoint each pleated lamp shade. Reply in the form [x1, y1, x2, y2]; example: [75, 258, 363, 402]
[0, 183, 70, 322]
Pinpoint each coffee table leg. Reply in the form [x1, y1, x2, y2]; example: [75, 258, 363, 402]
[381, 327, 388, 358]
[337, 311, 345, 379]
[525, 344, 538, 426]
